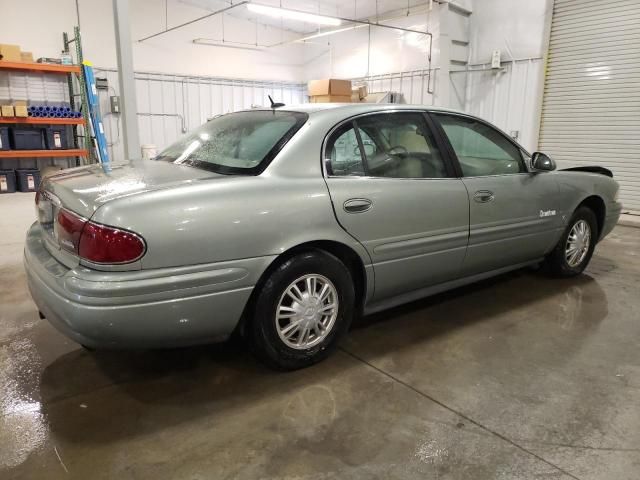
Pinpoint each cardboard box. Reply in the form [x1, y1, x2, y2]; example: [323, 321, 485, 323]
[308, 79, 352, 97]
[20, 51, 34, 62]
[1, 105, 15, 117]
[14, 101, 28, 117]
[0, 44, 21, 62]
[353, 85, 368, 100]
[310, 94, 352, 103]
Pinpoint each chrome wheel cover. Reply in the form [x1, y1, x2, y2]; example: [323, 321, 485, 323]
[565, 219, 591, 267]
[275, 274, 339, 350]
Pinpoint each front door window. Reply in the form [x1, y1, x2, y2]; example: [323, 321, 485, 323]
[433, 113, 526, 176]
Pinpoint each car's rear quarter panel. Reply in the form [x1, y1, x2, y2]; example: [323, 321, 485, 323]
[91, 176, 360, 269]
[90, 118, 372, 294]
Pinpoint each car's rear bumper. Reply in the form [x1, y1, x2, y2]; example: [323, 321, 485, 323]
[24, 223, 274, 348]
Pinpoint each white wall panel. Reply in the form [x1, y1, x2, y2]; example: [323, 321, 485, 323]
[463, 0, 551, 153]
[457, 59, 544, 151]
[304, 9, 438, 81]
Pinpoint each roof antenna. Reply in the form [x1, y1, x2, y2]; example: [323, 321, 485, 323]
[268, 95, 285, 109]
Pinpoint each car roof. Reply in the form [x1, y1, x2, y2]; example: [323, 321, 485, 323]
[248, 103, 467, 117]
[251, 103, 530, 155]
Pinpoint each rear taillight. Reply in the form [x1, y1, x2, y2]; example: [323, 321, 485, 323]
[55, 208, 145, 264]
[79, 222, 146, 264]
[56, 209, 86, 253]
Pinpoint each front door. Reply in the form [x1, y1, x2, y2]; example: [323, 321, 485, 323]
[324, 111, 469, 301]
[431, 112, 563, 276]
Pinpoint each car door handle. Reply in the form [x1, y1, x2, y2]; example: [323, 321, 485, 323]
[474, 190, 495, 203]
[343, 198, 372, 213]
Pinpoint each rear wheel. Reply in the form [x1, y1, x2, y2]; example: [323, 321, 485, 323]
[544, 206, 598, 277]
[249, 250, 355, 370]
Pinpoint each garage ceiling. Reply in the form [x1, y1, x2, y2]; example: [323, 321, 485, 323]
[179, 0, 429, 34]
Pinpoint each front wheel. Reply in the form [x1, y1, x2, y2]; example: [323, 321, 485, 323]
[544, 206, 598, 277]
[249, 250, 355, 370]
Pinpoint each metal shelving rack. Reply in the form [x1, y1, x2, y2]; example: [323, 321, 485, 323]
[0, 26, 93, 169]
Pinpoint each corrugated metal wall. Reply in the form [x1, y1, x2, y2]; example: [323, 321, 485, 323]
[351, 70, 435, 105]
[453, 58, 544, 152]
[94, 68, 307, 162]
[539, 0, 640, 212]
[95, 68, 435, 162]
[2, 66, 436, 167]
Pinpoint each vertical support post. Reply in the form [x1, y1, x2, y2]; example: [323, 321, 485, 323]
[113, 0, 140, 160]
[434, 3, 451, 107]
[532, 0, 555, 151]
[73, 27, 93, 165]
[63, 32, 79, 167]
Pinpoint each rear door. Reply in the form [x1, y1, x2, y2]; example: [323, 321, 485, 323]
[323, 111, 469, 302]
[431, 112, 563, 276]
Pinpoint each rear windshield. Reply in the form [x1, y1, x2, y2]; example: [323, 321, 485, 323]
[155, 110, 308, 175]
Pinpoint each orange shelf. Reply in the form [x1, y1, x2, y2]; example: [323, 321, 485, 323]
[0, 116, 85, 125]
[0, 61, 80, 74]
[0, 149, 88, 158]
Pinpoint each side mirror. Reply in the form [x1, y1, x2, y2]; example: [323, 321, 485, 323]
[531, 151, 556, 172]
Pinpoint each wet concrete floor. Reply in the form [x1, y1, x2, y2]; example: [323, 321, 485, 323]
[1, 192, 639, 479]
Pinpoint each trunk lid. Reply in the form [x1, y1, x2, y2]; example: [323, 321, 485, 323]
[36, 160, 224, 268]
[40, 160, 224, 218]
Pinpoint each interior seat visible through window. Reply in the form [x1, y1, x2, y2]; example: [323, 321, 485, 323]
[326, 112, 448, 179]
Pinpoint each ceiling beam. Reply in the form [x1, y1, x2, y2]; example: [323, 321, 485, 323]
[138, 1, 248, 42]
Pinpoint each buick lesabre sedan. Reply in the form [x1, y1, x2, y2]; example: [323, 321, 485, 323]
[25, 104, 622, 369]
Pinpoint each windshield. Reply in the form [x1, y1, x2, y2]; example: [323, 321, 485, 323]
[155, 110, 308, 174]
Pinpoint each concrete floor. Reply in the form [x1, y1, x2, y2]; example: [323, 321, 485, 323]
[1, 192, 639, 480]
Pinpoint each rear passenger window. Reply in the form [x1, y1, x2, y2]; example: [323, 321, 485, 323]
[356, 113, 447, 178]
[325, 112, 448, 178]
[325, 123, 366, 176]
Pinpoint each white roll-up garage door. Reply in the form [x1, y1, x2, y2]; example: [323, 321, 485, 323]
[539, 0, 640, 212]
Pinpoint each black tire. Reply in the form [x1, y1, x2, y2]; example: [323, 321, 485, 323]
[544, 206, 598, 277]
[249, 250, 355, 370]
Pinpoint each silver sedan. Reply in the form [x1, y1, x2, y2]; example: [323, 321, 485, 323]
[24, 104, 622, 369]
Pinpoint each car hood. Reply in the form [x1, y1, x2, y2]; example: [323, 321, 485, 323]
[41, 159, 225, 218]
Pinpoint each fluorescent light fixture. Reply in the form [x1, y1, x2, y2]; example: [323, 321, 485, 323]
[247, 3, 341, 26]
[295, 24, 367, 42]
